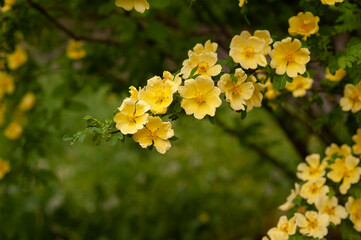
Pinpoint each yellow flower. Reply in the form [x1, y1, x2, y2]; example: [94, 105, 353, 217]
[4, 121, 23, 140]
[254, 30, 273, 55]
[325, 143, 351, 162]
[66, 40, 86, 60]
[162, 71, 182, 87]
[113, 98, 150, 134]
[315, 195, 348, 225]
[268, 216, 297, 238]
[264, 79, 278, 100]
[288, 12, 320, 40]
[325, 67, 346, 82]
[0, 158, 10, 180]
[217, 68, 254, 111]
[346, 197, 361, 232]
[245, 75, 264, 112]
[139, 76, 178, 114]
[230, 31, 267, 69]
[115, 0, 149, 13]
[181, 52, 222, 79]
[285, 75, 313, 97]
[191, 40, 218, 55]
[300, 177, 329, 204]
[7, 45, 27, 70]
[321, 0, 343, 5]
[0, 71, 15, 99]
[295, 211, 330, 238]
[18, 92, 35, 111]
[352, 129, 361, 155]
[270, 37, 310, 78]
[265, 228, 288, 240]
[297, 154, 327, 181]
[129, 86, 140, 101]
[238, 0, 247, 7]
[340, 82, 361, 113]
[133, 116, 174, 154]
[178, 76, 222, 120]
[339, 155, 361, 194]
[279, 183, 300, 211]
[1, 0, 16, 12]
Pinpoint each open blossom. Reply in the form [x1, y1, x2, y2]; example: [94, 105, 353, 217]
[352, 129, 361, 155]
[268, 216, 297, 238]
[346, 197, 361, 232]
[295, 211, 330, 238]
[270, 37, 310, 78]
[279, 183, 300, 211]
[162, 71, 182, 87]
[139, 76, 178, 114]
[18, 92, 36, 111]
[133, 116, 174, 154]
[300, 177, 329, 204]
[254, 30, 273, 55]
[7, 46, 27, 70]
[217, 68, 254, 111]
[297, 154, 327, 181]
[245, 75, 265, 112]
[0, 72, 15, 100]
[325, 143, 351, 162]
[4, 121, 23, 140]
[66, 40, 86, 60]
[191, 40, 218, 55]
[115, 0, 149, 13]
[288, 12, 320, 40]
[113, 98, 150, 135]
[285, 75, 313, 97]
[181, 52, 222, 79]
[230, 31, 267, 69]
[316, 195, 348, 225]
[0, 158, 10, 180]
[340, 82, 361, 113]
[179, 76, 222, 120]
[321, 0, 343, 5]
[325, 67, 346, 82]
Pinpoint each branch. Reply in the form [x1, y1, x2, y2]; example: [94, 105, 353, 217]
[26, 0, 121, 46]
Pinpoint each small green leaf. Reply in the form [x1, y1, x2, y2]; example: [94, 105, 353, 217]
[190, 66, 198, 78]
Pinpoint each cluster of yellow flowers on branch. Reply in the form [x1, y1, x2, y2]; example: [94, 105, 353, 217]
[263, 136, 361, 239]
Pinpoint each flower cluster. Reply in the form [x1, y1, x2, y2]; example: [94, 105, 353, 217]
[263, 135, 361, 239]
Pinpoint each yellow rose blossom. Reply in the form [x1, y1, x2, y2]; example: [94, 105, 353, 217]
[18, 92, 36, 111]
[129, 86, 140, 101]
[245, 75, 265, 112]
[321, 0, 343, 5]
[7, 45, 27, 70]
[115, 0, 149, 13]
[315, 195, 348, 225]
[138, 76, 178, 114]
[270, 37, 310, 78]
[297, 154, 327, 181]
[178, 76, 222, 120]
[181, 52, 222, 79]
[268, 216, 297, 237]
[352, 129, 361, 155]
[254, 30, 273, 55]
[217, 68, 254, 111]
[295, 211, 330, 238]
[0, 158, 10, 180]
[66, 40, 86, 60]
[325, 143, 351, 162]
[1, 0, 16, 12]
[113, 98, 150, 135]
[340, 82, 361, 113]
[191, 40, 218, 55]
[300, 177, 329, 204]
[325, 67, 346, 82]
[339, 155, 361, 194]
[4, 121, 23, 140]
[279, 183, 300, 211]
[162, 71, 182, 87]
[230, 30, 267, 69]
[133, 116, 174, 154]
[288, 12, 320, 40]
[0, 71, 15, 99]
[285, 75, 313, 97]
[346, 197, 361, 232]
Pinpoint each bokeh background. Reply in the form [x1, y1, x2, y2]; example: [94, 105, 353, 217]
[0, 0, 353, 239]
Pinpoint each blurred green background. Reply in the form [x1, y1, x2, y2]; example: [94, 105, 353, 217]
[0, 0, 347, 239]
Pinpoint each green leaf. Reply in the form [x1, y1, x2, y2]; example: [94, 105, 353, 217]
[230, 74, 238, 83]
[190, 66, 198, 78]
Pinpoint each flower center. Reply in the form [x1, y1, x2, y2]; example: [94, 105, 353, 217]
[244, 47, 255, 57]
[309, 184, 319, 194]
[195, 93, 206, 104]
[309, 167, 320, 176]
[197, 62, 208, 74]
[128, 114, 137, 123]
[280, 224, 289, 234]
[323, 206, 335, 216]
[308, 219, 318, 229]
[155, 93, 166, 104]
[285, 53, 295, 62]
